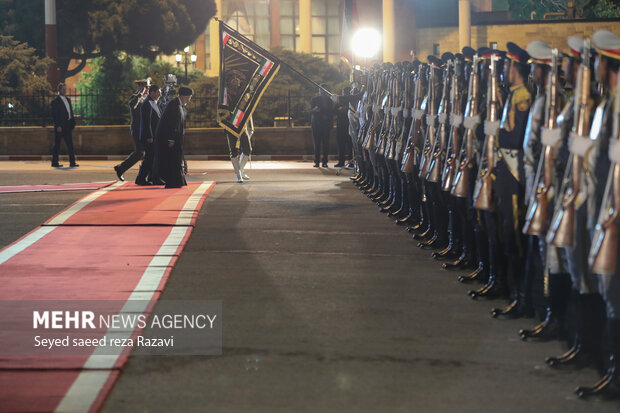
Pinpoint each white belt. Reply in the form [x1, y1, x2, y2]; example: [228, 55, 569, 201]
[439, 113, 448, 125]
[450, 114, 463, 127]
[413, 109, 425, 120]
[541, 127, 562, 147]
[609, 140, 620, 164]
[463, 115, 480, 130]
[569, 132, 593, 157]
[426, 114, 437, 125]
[484, 120, 500, 137]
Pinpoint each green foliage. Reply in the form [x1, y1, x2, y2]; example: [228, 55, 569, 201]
[0, 35, 51, 94]
[508, 0, 620, 19]
[0, 0, 216, 80]
[0, 35, 52, 125]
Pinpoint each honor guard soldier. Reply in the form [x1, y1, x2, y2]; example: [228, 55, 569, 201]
[519, 43, 573, 341]
[484, 43, 533, 314]
[576, 29, 620, 398]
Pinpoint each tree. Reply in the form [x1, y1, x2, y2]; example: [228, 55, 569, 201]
[508, 0, 620, 20]
[0, 0, 216, 81]
[0, 35, 50, 94]
[0, 35, 52, 125]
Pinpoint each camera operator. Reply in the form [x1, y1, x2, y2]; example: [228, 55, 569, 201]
[114, 78, 150, 181]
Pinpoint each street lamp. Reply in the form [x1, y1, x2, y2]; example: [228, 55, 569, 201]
[352, 28, 381, 61]
[176, 46, 197, 84]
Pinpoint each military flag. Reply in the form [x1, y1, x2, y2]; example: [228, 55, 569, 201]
[217, 20, 280, 137]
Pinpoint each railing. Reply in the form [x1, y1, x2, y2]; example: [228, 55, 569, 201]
[0, 89, 315, 128]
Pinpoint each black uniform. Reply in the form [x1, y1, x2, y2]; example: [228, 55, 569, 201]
[135, 95, 162, 185]
[114, 93, 145, 178]
[310, 93, 334, 165]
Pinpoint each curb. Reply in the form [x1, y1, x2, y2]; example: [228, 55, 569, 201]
[0, 155, 341, 162]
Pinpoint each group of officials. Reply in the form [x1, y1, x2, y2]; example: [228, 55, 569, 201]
[347, 30, 620, 397]
[113, 81, 194, 188]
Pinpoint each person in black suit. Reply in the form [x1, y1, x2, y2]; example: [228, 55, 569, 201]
[152, 86, 193, 188]
[114, 79, 149, 181]
[135, 84, 162, 185]
[50, 83, 78, 167]
[310, 85, 334, 167]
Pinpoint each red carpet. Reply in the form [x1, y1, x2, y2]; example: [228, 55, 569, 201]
[0, 182, 115, 194]
[0, 180, 215, 412]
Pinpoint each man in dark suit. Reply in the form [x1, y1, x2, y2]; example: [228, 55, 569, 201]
[50, 83, 78, 167]
[310, 85, 334, 167]
[152, 86, 193, 188]
[135, 84, 162, 185]
[114, 79, 149, 181]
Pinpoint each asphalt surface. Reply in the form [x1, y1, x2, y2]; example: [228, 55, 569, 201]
[0, 160, 618, 413]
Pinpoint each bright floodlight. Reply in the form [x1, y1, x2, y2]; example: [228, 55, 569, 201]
[352, 28, 381, 58]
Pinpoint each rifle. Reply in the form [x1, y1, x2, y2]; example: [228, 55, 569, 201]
[418, 63, 439, 179]
[451, 55, 481, 198]
[395, 65, 414, 163]
[547, 40, 592, 248]
[427, 59, 453, 183]
[473, 54, 502, 210]
[401, 64, 426, 173]
[375, 69, 394, 156]
[589, 75, 620, 274]
[523, 49, 560, 235]
[442, 57, 464, 192]
[362, 70, 384, 151]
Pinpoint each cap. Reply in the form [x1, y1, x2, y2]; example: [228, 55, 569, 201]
[592, 30, 620, 61]
[567, 36, 584, 58]
[462, 47, 475, 62]
[441, 52, 455, 63]
[526, 40, 553, 65]
[506, 42, 529, 64]
[427, 55, 444, 69]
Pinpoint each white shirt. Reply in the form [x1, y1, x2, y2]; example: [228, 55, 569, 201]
[59, 94, 72, 120]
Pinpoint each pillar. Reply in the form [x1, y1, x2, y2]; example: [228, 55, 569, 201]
[382, 0, 395, 63]
[270, 0, 281, 48]
[299, 0, 311, 54]
[45, 0, 59, 88]
[208, 0, 223, 77]
[459, 0, 471, 51]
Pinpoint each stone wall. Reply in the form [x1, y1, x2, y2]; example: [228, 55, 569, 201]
[0, 126, 338, 156]
[415, 18, 620, 58]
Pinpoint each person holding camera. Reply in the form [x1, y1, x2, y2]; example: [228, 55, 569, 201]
[135, 84, 162, 185]
[114, 79, 149, 180]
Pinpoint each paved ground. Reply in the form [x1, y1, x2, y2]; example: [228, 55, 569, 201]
[0, 160, 618, 412]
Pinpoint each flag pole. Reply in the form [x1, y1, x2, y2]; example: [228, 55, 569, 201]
[215, 17, 335, 96]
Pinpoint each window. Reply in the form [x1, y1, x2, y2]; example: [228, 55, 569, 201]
[433, 43, 440, 56]
[225, 0, 271, 49]
[490, 42, 497, 49]
[280, 0, 300, 52]
[311, 0, 341, 64]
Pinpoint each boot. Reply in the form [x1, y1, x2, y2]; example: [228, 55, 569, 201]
[469, 243, 506, 299]
[520, 272, 572, 341]
[546, 293, 605, 367]
[239, 153, 250, 180]
[575, 319, 620, 398]
[457, 261, 486, 282]
[231, 155, 243, 183]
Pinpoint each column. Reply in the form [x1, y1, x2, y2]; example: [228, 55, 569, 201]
[207, 0, 223, 77]
[382, 0, 395, 63]
[459, 0, 471, 51]
[299, 0, 311, 54]
[45, 0, 59, 87]
[270, 0, 281, 48]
